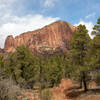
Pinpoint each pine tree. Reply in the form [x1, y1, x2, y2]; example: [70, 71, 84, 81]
[0, 55, 4, 71]
[92, 17, 100, 35]
[89, 17, 100, 70]
[68, 24, 90, 91]
[5, 46, 39, 88]
[0, 55, 5, 79]
[89, 18, 100, 84]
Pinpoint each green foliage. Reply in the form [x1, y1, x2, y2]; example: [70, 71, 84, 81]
[88, 36, 100, 70]
[37, 54, 66, 88]
[0, 55, 6, 80]
[89, 18, 100, 71]
[2, 18, 100, 90]
[0, 55, 4, 72]
[68, 24, 91, 91]
[95, 72, 100, 85]
[87, 18, 100, 85]
[92, 17, 100, 35]
[5, 46, 39, 88]
[68, 24, 90, 70]
[0, 55, 4, 68]
[2, 24, 91, 89]
[3, 45, 69, 89]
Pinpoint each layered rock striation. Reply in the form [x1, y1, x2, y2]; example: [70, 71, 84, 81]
[4, 21, 76, 53]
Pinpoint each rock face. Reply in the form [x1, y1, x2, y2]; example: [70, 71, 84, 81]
[59, 78, 73, 90]
[4, 21, 76, 53]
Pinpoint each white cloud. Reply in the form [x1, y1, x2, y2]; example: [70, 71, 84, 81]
[44, 0, 59, 7]
[85, 12, 96, 19]
[74, 20, 94, 38]
[0, 0, 16, 8]
[0, 0, 15, 4]
[0, 14, 60, 48]
[0, 0, 60, 48]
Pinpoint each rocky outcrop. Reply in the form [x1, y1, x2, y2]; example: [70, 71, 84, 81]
[4, 35, 16, 52]
[4, 21, 76, 53]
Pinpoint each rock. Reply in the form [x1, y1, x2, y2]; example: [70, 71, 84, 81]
[88, 81, 97, 89]
[59, 78, 73, 91]
[4, 35, 15, 52]
[4, 21, 76, 53]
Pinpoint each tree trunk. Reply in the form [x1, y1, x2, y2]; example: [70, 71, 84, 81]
[80, 78, 82, 89]
[82, 71, 88, 92]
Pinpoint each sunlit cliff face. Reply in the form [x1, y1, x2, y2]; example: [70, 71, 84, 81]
[4, 21, 76, 54]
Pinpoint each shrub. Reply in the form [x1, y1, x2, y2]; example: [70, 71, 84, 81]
[0, 79, 21, 100]
[95, 72, 100, 85]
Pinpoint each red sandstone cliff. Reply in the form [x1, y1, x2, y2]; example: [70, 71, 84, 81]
[4, 21, 76, 53]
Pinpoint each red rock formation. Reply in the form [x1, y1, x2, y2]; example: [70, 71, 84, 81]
[4, 21, 76, 53]
[4, 35, 16, 52]
[59, 78, 73, 91]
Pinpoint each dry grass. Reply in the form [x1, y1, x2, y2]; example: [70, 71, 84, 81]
[0, 79, 21, 100]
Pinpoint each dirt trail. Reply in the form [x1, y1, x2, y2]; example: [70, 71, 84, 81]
[21, 78, 74, 100]
[18, 78, 100, 100]
[52, 78, 74, 100]
[51, 78, 100, 100]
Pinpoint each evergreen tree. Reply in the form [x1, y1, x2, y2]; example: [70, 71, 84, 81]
[0, 55, 5, 79]
[89, 18, 100, 84]
[16, 46, 39, 88]
[5, 46, 39, 88]
[92, 17, 100, 35]
[89, 17, 100, 70]
[68, 24, 90, 91]
[0, 55, 4, 71]
[5, 52, 21, 84]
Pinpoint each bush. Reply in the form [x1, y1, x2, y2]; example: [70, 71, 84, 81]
[95, 72, 100, 85]
[0, 79, 21, 100]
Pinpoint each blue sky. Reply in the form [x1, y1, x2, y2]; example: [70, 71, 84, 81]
[11, 0, 99, 24]
[0, 0, 100, 48]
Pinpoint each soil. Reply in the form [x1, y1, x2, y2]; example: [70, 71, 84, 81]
[18, 78, 100, 100]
